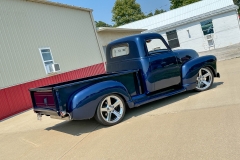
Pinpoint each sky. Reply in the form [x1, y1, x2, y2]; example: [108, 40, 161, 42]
[50, 0, 171, 25]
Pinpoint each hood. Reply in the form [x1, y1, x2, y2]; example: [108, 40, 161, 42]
[173, 49, 199, 64]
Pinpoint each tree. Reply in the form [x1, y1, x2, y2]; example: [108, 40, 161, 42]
[154, 9, 166, 15]
[95, 21, 112, 27]
[233, 0, 240, 13]
[112, 0, 145, 26]
[170, 0, 200, 10]
[146, 12, 153, 18]
[146, 9, 166, 18]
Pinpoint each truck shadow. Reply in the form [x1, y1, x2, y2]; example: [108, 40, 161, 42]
[45, 82, 223, 136]
[123, 81, 223, 121]
[45, 119, 101, 136]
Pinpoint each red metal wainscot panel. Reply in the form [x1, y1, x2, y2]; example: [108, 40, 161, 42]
[0, 63, 105, 120]
[4, 85, 28, 116]
[0, 90, 12, 120]
[20, 81, 36, 109]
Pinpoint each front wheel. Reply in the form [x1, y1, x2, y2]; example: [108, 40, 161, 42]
[95, 94, 126, 126]
[195, 67, 214, 92]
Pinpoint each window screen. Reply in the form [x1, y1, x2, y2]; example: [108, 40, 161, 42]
[166, 30, 180, 48]
[201, 19, 214, 35]
[39, 48, 54, 73]
[111, 43, 129, 58]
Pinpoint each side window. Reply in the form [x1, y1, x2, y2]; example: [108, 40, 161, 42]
[145, 38, 168, 54]
[111, 43, 129, 58]
[166, 30, 180, 48]
[201, 19, 214, 35]
[39, 48, 54, 73]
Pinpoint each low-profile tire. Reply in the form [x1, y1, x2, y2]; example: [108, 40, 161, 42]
[94, 94, 126, 126]
[195, 67, 214, 92]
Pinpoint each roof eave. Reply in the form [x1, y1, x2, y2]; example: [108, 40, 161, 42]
[97, 27, 147, 33]
[25, 0, 93, 12]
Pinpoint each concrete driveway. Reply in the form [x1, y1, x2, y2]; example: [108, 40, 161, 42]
[1, 58, 240, 160]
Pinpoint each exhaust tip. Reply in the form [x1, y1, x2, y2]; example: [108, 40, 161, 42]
[60, 111, 67, 117]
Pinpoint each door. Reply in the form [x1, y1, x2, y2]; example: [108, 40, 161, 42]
[145, 38, 181, 92]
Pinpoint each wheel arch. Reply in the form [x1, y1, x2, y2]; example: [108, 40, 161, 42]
[181, 55, 217, 90]
[68, 80, 132, 120]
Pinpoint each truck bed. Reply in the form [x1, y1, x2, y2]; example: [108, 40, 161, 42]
[30, 70, 139, 91]
[30, 70, 141, 118]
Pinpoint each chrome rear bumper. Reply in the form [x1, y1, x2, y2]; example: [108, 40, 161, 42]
[50, 114, 71, 121]
[35, 108, 71, 121]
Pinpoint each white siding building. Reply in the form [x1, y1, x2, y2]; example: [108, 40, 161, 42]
[0, 0, 105, 120]
[118, 0, 240, 52]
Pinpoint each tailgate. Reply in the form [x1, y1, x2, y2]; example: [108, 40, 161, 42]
[30, 88, 68, 119]
[30, 88, 62, 118]
[34, 91, 56, 110]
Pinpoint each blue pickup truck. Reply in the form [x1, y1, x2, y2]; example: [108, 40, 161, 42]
[30, 33, 220, 126]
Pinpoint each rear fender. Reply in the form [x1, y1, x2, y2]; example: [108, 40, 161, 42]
[182, 55, 217, 90]
[68, 80, 133, 120]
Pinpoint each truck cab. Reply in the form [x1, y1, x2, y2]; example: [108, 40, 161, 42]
[107, 33, 203, 93]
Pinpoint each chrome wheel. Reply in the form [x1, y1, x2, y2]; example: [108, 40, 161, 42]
[99, 95, 124, 124]
[195, 68, 213, 91]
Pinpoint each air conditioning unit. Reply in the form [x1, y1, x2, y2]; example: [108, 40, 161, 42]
[46, 63, 60, 74]
[205, 34, 213, 40]
[204, 34, 215, 49]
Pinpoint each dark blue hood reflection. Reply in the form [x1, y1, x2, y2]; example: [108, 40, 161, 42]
[173, 49, 199, 64]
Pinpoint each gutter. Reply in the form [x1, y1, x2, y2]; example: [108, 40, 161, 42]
[25, 0, 92, 12]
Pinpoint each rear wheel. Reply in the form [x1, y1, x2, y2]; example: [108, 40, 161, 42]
[195, 67, 214, 91]
[95, 94, 126, 126]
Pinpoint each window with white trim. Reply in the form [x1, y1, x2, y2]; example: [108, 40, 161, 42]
[39, 48, 54, 73]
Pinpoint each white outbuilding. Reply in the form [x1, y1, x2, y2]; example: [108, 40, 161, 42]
[118, 0, 240, 52]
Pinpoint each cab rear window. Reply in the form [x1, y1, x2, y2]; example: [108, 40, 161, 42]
[111, 43, 129, 58]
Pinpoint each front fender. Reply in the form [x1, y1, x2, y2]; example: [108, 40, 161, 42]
[182, 55, 217, 90]
[68, 80, 132, 120]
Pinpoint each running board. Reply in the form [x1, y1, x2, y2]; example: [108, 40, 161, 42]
[134, 88, 186, 107]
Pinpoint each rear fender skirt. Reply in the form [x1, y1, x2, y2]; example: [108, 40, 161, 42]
[182, 55, 217, 90]
[68, 80, 133, 120]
